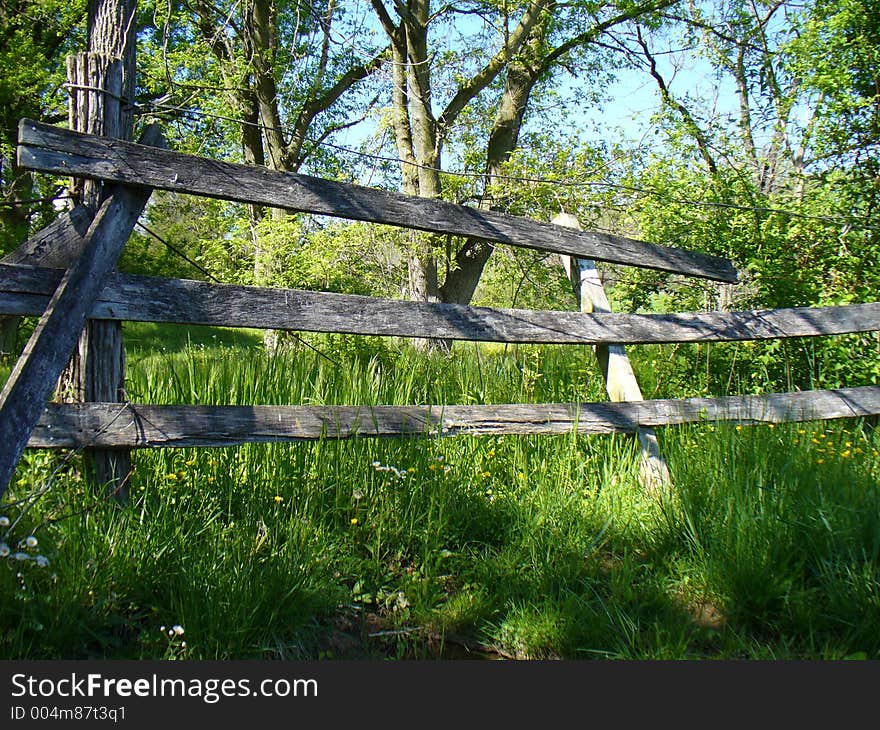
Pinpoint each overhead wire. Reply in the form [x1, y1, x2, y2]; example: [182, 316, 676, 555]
[136, 98, 879, 232]
[133, 221, 343, 367]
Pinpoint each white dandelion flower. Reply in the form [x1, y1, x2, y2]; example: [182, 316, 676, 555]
[0, 516, 9, 527]
[25, 536, 37, 548]
[35, 555, 49, 568]
[13, 552, 30, 562]
[172, 625, 185, 636]
[0, 544, 10, 558]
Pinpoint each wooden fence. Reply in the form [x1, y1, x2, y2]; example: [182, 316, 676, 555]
[1, 116, 879, 499]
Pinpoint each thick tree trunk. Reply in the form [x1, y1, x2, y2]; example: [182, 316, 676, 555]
[440, 58, 537, 307]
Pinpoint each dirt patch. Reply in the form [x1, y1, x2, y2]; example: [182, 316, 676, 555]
[669, 592, 727, 631]
[316, 607, 506, 660]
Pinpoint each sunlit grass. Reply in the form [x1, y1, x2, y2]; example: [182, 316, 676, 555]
[1, 326, 879, 659]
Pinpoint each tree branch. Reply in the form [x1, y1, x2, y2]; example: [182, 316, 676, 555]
[435, 0, 550, 136]
[635, 24, 718, 175]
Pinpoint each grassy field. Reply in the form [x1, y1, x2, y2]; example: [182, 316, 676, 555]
[1, 324, 879, 660]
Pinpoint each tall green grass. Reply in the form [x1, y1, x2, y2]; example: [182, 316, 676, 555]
[1, 327, 878, 659]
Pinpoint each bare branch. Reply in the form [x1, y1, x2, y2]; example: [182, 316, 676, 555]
[635, 24, 718, 175]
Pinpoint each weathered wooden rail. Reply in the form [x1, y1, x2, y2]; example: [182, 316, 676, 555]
[18, 119, 738, 282]
[2, 264, 877, 345]
[26, 386, 880, 448]
[1, 117, 879, 500]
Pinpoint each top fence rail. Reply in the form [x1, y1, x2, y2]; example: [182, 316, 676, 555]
[16, 119, 739, 283]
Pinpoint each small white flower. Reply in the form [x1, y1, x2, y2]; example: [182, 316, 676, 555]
[352, 489, 364, 500]
[371, 461, 381, 468]
[172, 624, 184, 636]
[13, 552, 30, 561]
[0, 544, 10, 557]
[0, 516, 9, 527]
[160, 625, 166, 632]
[35, 555, 49, 568]
[25, 536, 37, 548]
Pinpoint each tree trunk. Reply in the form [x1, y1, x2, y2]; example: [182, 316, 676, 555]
[440, 56, 538, 307]
[60, 0, 137, 502]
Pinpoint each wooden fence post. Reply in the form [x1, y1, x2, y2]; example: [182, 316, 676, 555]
[554, 213, 672, 493]
[61, 53, 132, 500]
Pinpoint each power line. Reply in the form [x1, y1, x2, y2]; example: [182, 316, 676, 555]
[135, 221, 220, 282]
[137, 99, 878, 232]
[0, 194, 71, 209]
[135, 220, 342, 367]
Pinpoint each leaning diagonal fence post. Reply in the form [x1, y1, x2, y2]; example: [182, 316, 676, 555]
[0, 206, 94, 359]
[554, 212, 672, 493]
[0, 126, 161, 499]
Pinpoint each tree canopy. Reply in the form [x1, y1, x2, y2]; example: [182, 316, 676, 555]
[3, 0, 878, 376]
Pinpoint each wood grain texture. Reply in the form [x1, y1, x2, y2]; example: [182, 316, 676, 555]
[2, 206, 93, 268]
[17, 119, 739, 282]
[27, 386, 880, 448]
[1, 264, 877, 345]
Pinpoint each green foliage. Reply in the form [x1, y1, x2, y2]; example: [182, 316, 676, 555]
[0, 0, 85, 244]
[119, 193, 250, 281]
[609, 155, 880, 393]
[786, 0, 880, 167]
[252, 217, 408, 297]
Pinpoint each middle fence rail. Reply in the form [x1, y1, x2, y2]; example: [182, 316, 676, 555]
[26, 387, 880, 449]
[2, 264, 878, 345]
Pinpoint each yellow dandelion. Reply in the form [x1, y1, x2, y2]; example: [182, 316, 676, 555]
[817, 459, 825, 464]
[185, 459, 196, 467]
[274, 495, 283, 503]
[428, 463, 438, 471]
[811, 438, 821, 444]
[841, 450, 851, 458]
[167, 473, 178, 481]
[350, 518, 358, 526]
[735, 425, 743, 432]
